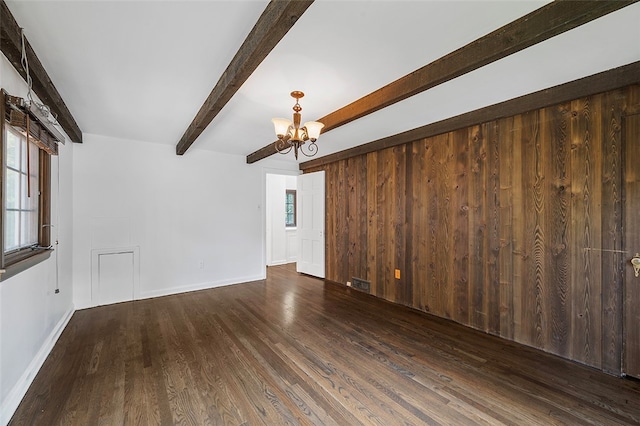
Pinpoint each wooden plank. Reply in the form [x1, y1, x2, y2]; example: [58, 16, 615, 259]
[600, 89, 624, 375]
[321, 162, 336, 282]
[356, 155, 368, 282]
[424, 137, 439, 314]
[468, 124, 486, 331]
[435, 133, 453, 319]
[366, 152, 378, 294]
[384, 147, 396, 302]
[542, 102, 572, 357]
[511, 115, 525, 342]
[486, 121, 501, 335]
[519, 110, 542, 348]
[373, 146, 407, 304]
[249, 1, 637, 164]
[376, 149, 391, 300]
[0, 0, 82, 142]
[623, 108, 640, 378]
[394, 146, 408, 305]
[591, 97, 605, 368]
[451, 128, 469, 325]
[408, 140, 420, 309]
[333, 161, 350, 283]
[346, 157, 357, 283]
[404, 142, 414, 307]
[409, 138, 433, 312]
[570, 96, 602, 367]
[176, 0, 314, 155]
[381, 146, 406, 304]
[300, 62, 640, 171]
[498, 116, 515, 340]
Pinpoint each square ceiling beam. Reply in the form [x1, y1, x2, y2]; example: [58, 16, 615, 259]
[176, 0, 314, 156]
[299, 61, 640, 170]
[247, 0, 637, 164]
[0, 0, 83, 143]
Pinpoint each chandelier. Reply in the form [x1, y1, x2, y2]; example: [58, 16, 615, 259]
[272, 91, 324, 160]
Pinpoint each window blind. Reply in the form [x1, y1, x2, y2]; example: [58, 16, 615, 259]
[4, 93, 63, 155]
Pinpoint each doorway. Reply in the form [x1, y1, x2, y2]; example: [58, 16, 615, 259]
[265, 173, 299, 267]
[264, 169, 325, 280]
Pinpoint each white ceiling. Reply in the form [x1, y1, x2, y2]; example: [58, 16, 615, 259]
[6, 0, 640, 163]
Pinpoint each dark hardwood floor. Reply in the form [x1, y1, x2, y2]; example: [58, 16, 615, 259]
[10, 264, 640, 425]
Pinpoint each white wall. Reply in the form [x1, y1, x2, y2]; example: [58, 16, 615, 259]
[72, 133, 298, 308]
[266, 174, 298, 266]
[0, 49, 298, 422]
[0, 55, 75, 424]
[0, 48, 300, 421]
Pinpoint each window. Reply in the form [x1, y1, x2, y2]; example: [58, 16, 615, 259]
[1, 90, 54, 280]
[5, 125, 40, 252]
[285, 189, 296, 227]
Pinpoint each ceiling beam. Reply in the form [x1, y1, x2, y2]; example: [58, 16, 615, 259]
[0, 0, 83, 143]
[176, 0, 314, 155]
[247, 0, 637, 164]
[300, 61, 640, 170]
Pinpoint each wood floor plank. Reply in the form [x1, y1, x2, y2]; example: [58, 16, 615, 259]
[9, 264, 640, 425]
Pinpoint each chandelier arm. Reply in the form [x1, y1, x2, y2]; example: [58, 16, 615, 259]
[299, 127, 309, 141]
[274, 138, 293, 154]
[299, 140, 318, 158]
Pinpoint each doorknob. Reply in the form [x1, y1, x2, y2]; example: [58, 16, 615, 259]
[632, 253, 640, 278]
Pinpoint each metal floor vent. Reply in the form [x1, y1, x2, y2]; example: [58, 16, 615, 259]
[351, 277, 371, 294]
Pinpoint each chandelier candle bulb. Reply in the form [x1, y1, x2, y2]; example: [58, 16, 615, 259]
[272, 118, 292, 138]
[304, 121, 324, 141]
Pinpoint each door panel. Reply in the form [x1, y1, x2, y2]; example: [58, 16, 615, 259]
[91, 247, 140, 307]
[97, 252, 134, 306]
[624, 113, 640, 378]
[297, 171, 325, 278]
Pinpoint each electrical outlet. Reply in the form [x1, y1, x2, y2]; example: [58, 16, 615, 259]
[394, 269, 401, 279]
[346, 281, 352, 287]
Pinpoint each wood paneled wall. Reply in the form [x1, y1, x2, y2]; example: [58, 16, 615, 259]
[305, 84, 640, 374]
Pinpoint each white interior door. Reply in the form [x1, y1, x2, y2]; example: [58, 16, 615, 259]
[297, 171, 325, 278]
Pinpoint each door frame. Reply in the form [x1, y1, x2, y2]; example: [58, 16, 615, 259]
[261, 167, 301, 279]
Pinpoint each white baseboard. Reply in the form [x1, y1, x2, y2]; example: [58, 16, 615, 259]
[74, 275, 267, 311]
[1, 307, 75, 426]
[137, 274, 265, 301]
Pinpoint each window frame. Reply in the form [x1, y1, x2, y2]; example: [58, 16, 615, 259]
[285, 189, 296, 228]
[1, 91, 52, 281]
